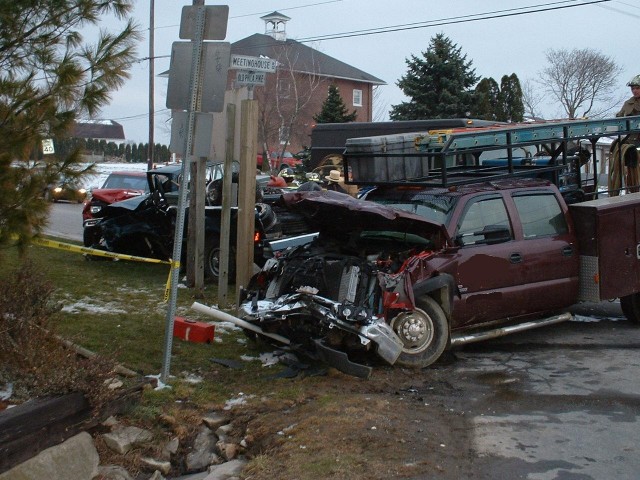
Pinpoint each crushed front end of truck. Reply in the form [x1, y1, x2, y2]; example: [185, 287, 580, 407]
[238, 190, 448, 377]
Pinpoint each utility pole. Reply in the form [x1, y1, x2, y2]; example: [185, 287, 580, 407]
[148, 0, 155, 170]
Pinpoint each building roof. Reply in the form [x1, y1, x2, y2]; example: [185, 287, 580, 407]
[72, 120, 125, 140]
[231, 33, 386, 86]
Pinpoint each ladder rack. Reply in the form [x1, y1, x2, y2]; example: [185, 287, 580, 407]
[343, 115, 640, 192]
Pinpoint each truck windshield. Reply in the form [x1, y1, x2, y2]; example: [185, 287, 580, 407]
[371, 195, 457, 225]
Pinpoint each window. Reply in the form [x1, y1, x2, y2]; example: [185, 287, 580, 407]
[277, 79, 290, 99]
[457, 197, 511, 246]
[513, 193, 568, 238]
[353, 89, 362, 107]
[279, 124, 290, 145]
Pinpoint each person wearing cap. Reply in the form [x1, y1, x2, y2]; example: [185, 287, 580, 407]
[617, 74, 640, 117]
[324, 169, 347, 193]
[610, 74, 640, 194]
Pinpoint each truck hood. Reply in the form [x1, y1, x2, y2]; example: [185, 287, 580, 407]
[280, 190, 449, 244]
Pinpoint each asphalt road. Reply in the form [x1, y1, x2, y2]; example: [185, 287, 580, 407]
[44, 201, 84, 242]
[45, 202, 640, 478]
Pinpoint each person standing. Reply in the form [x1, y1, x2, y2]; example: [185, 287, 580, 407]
[616, 74, 640, 117]
[610, 74, 640, 194]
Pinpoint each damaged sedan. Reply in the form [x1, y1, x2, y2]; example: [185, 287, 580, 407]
[238, 190, 451, 378]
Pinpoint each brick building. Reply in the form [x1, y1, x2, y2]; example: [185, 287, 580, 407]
[229, 12, 385, 156]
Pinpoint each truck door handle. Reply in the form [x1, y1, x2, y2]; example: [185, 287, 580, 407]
[510, 253, 522, 263]
[562, 246, 574, 257]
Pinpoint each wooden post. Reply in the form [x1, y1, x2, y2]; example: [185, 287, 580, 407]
[218, 103, 236, 307]
[187, 157, 206, 293]
[236, 99, 258, 299]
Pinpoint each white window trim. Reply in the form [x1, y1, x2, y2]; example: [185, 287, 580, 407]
[353, 89, 362, 107]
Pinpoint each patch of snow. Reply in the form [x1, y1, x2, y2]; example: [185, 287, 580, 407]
[224, 393, 255, 410]
[61, 297, 127, 314]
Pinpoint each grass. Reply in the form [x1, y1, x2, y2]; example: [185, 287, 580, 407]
[1, 238, 420, 479]
[0, 239, 293, 403]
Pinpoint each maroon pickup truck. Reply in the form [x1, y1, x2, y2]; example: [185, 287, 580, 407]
[232, 116, 640, 378]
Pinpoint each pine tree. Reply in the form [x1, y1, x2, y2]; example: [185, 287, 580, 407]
[497, 74, 525, 122]
[390, 34, 479, 120]
[313, 84, 358, 123]
[473, 78, 500, 120]
[0, 1, 140, 251]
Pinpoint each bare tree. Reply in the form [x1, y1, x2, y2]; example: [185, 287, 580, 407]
[372, 85, 388, 122]
[521, 79, 544, 119]
[539, 48, 622, 119]
[254, 44, 324, 172]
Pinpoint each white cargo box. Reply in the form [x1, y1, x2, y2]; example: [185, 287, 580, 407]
[345, 131, 430, 183]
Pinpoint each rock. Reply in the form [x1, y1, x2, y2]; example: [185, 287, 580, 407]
[148, 471, 166, 480]
[0, 432, 99, 480]
[214, 424, 233, 441]
[96, 464, 134, 480]
[204, 459, 248, 480]
[161, 436, 180, 460]
[102, 425, 154, 455]
[215, 441, 239, 461]
[140, 457, 172, 475]
[102, 416, 119, 428]
[202, 412, 229, 430]
[185, 427, 221, 472]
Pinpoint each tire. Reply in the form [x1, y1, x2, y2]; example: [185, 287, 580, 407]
[390, 296, 449, 368]
[255, 203, 277, 231]
[204, 240, 236, 281]
[620, 293, 640, 323]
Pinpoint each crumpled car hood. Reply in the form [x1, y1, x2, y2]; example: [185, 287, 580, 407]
[103, 193, 151, 213]
[280, 190, 449, 244]
[91, 188, 145, 205]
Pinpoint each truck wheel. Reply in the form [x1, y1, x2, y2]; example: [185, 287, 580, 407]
[620, 293, 640, 323]
[390, 296, 449, 368]
[204, 240, 236, 281]
[256, 203, 277, 231]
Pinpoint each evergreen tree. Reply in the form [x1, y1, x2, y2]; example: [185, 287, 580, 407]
[497, 74, 525, 122]
[313, 84, 357, 123]
[0, 1, 140, 250]
[390, 33, 479, 120]
[473, 77, 500, 120]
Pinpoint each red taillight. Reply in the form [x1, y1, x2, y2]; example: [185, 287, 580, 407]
[254, 231, 262, 243]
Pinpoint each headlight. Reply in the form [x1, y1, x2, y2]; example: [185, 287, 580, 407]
[54, 187, 62, 193]
[90, 205, 102, 214]
[78, 188, 87, 195]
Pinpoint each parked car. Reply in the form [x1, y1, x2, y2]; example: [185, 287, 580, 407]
[256, 151, 302, 170]
[82, 170, 148, 221]
[44, 176, 87, 203]
[84, 161, 312, 280]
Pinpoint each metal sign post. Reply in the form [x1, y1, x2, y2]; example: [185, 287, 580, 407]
[161, 3, 229, 383]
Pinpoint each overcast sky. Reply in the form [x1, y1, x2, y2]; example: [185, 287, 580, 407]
[95, 0, 640, 144]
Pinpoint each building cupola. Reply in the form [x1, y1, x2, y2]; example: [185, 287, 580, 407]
[261, 11, 290, 41]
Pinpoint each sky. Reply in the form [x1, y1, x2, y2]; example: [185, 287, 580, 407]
[95, 0, 640, 144]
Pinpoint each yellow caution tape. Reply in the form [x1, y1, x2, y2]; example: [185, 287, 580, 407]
[30, 236, 182, 303]
[32, 237, 172, 265]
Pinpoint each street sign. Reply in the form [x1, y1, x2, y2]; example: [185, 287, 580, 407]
[169, 111, 213, 157]
[235, 71, 266, 86]
[229, 55, 277, 73]
[42, 139, 55, 155]
[179, 5, 229, 41]
[166, 41, 231, 113]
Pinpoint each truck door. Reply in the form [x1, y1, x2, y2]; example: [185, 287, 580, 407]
[451, 193, 528, 326]
[509, 190, 579, 312]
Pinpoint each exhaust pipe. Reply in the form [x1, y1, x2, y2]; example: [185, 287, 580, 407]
[191, 302, 291, 345]
[450, 312, 572, 346]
